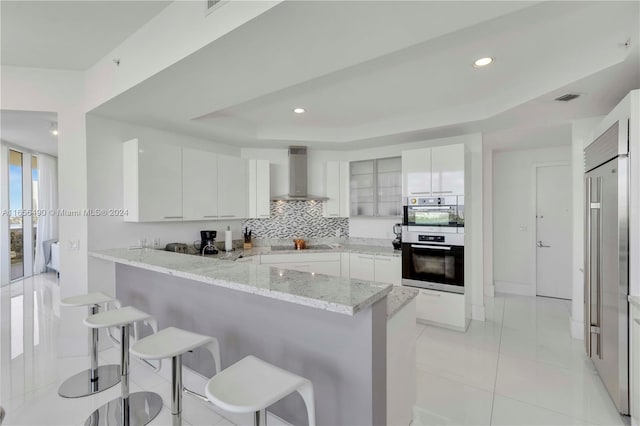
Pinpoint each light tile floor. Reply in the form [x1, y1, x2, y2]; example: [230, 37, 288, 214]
[0, 275, 629, 425]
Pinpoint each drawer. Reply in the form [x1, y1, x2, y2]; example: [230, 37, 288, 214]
[415, 288, 465, 330]
[268, 261, 341, 277]
[260, 252, 341, 264]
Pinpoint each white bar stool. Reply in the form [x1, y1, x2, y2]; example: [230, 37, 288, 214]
[130, 327, 221, 426]
[83, 306, 163, 426]
[205, 355, 315, 426]
[58, 292, 121, 398]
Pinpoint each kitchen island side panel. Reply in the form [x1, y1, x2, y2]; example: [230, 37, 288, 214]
[115, 263, 386, 425]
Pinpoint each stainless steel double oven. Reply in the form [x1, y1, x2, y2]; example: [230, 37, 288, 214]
[402, 196, 465, 293]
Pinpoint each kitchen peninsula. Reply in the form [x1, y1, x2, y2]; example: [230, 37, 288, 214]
[90, 248, 416, 425]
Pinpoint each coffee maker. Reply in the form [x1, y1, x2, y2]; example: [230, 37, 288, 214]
[392, 223, 402, 250]
[200, 230, 218, 255]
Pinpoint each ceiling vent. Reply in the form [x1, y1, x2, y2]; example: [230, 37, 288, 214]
[554, 93, 581, 102]
[205, 0, 226, 15]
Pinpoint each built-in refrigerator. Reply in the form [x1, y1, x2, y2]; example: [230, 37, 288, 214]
[584, 121, 629, 415]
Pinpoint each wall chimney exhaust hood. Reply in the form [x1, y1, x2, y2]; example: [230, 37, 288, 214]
[272, 146, 329, 201]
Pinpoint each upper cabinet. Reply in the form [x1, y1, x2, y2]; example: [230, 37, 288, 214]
[123, 139, 249, 222]
[249, 159, 271, 219]
[123, 139, 183, 222]
[324, 161, 350, 218]
[217, 154, 248, 219]
[402, 144, 464, 197]
[182, 148, 218, 221]
[402, 148, 432, 197]
[431, 144, 464, 195]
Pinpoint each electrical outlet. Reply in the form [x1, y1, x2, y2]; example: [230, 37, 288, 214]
[68, 240, 80, 251]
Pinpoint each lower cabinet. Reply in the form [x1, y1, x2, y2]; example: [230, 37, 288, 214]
[374, 254, 401, 285]
[349, 254, 375, 281]
[260, 253, 342, 277]
[415, 288, 467, 331]
[631, 302, 639, 424]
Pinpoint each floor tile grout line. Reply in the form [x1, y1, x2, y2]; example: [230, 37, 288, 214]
[489, 295, 507, 426]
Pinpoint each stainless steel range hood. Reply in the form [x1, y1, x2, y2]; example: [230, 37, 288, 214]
[272, 146, 329, 201]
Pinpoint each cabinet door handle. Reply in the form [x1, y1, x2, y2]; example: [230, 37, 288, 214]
[202, 215, 218, 218]
[358, 255, 374, 260]
[219, 215, 235, 218]
[375, 257, 392, 261]
[421, 292, 441, 297]
[329, 213, 339, 216]
[432, 191, 453, 194]
[163, 216, 183, 219]
[410, 192, 432, 195]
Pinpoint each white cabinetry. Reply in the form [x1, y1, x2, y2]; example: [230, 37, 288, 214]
[349, 254, 375, 281]
[402, 143, 465, 197]
[431, 144, 465, 195]
[415, 288, 466, 330]
[248, 159, 270, 219]
[374, 254, 402, 285]
[123, 139, 183, 222]
[123, 139, 249, 222]
[182, 148, 218, 220]
[402, 148, 431, 197]
[324, 161, 350, 218]
[217, 155, 248, 219]
[260, 253, 341, 277]
[631, 301, 640, 424]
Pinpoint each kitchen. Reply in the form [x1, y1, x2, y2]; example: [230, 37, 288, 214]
[1, 1, 639, 426]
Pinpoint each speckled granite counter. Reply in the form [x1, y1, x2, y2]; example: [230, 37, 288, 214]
[90, 248, 391, 316]
[387, 286, 418, 318]
[629, 295, 640, 308]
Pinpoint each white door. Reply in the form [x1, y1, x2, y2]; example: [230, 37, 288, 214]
[536, 165, 572, 299]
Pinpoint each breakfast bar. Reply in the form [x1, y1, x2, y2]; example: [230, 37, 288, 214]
[89, 248, 408, 425]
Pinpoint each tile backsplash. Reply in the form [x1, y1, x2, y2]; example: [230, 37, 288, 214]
[242, 201, 349, 239]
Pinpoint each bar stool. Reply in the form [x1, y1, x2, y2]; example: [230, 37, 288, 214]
[83, 306, 163, 426]
[130, 327, 221, 426]
[58, 292, 121, 398]
[205, 355, 315, 426]
[0, 405, 5, 425]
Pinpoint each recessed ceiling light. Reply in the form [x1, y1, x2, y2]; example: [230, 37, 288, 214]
[293, 107, 306, 114]
[473, 57, 494, 68]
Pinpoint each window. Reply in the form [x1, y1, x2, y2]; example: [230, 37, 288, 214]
[350, 157, 402, 217]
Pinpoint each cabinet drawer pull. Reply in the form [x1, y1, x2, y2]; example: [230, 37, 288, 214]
[375, 257, 391, 261]
[421, 292, 441, 297]
[410, 192, 432, 195]
[163, 216, 183, 219]
[219, 215, 235, 218]
[203, 215, 218, 218]
[329, 213, 339, 216]
[358, 255, 374, 260]
[432, 191, 453, 194]
[259, 214, 270, 217]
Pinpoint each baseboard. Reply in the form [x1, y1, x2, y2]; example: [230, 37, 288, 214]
[472, 304, 486, 321]
[485, 285, 495, 297]
[571, 316, 584, 340]
[494, 280, 535, 296]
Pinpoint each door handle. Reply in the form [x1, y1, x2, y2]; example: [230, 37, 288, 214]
[537, 241, 551, 248]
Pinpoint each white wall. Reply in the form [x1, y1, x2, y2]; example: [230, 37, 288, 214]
[493, 146, 571, 296]
[1, 66, 88, 356]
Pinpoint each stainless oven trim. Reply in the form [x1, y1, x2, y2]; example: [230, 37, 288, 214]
[402, 278, 464, 294]
[410, 244, 452, 250]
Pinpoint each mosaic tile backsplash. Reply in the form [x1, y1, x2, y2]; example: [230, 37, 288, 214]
[241, 201, 349, 239]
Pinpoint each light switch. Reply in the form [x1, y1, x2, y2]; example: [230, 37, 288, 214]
[519, 225, 527, 232]
[68, 240, 80, 251]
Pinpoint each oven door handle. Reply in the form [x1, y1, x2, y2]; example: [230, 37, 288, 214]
[410, 244, 452, 250]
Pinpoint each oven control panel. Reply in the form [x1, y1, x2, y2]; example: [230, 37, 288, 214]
[418, 235, 445, 243]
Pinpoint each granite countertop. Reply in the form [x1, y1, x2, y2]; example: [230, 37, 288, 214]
[90, 248, 392, 316]
[629, 295, 640, 309]
[387, 286, 418, 318]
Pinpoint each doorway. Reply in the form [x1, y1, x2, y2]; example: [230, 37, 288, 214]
[535, 164, 572, 299]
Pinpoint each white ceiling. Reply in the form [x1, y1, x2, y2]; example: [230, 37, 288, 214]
[0, 0, 170, 70]
[0, 110, 58, 156]
[90, 0, 640, 150]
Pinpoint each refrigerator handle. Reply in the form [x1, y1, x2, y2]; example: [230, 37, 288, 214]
[595, 177, 603, 359]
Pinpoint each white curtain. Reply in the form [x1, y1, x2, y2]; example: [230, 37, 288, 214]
[33, 154, 58, 274]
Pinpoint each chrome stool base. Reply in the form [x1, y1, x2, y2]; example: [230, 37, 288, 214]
[58, 364, 121, 398]
[84, 391, 162, 426]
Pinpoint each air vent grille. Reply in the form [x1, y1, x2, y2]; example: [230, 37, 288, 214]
[554, 93, 581, 102]
[205, 0, 226, 15]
